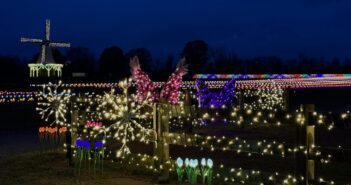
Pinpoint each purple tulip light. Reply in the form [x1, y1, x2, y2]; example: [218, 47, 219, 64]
[94, 141, 104, 149]
[76, 139, 90, 149]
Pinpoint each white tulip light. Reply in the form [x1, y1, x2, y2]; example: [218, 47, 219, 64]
[201, 158, 206, 166]
[176, 157, 183, 167]
[194, 159, 199, 167]
[185, 158, 190, 167]
[207, 158, 213, 168]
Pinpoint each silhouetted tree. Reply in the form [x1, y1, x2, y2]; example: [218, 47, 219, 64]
[66, 47, 95, 79]
[0, 55, 27, 87]
[99, 46, 125, 81]
[155, 55, 174, 81]
[125, 48, 153, 74]
[181, 40, 209, 77]
[211, 48, 239, 73]
[329, 57, 341, 73]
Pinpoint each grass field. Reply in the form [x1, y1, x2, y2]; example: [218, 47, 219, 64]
[0, 151, 171, 185]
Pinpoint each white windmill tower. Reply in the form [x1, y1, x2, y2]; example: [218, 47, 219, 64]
[21, 19, 70, 77]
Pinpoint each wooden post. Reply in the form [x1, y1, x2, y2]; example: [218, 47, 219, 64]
[305, 104, 315, 185]
[283, 89, 290, 112]
[296, 104, 315, 185]
[238, 90, 245, 129]
[238, 89, 244, 111]
[153, 103, 158, 152]
[153, 102, 170, 183]
[184, 89, 193, 133]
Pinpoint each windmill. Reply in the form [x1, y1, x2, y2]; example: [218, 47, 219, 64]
[21, 19, 70, 77]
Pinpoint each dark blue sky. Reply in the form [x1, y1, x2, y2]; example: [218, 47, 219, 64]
[1, 0, 351, 61]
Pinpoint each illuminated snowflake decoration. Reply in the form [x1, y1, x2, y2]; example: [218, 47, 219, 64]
[36, 81, 71, 126]
[243, 80, 284, 111]
[97, 79, 154, 157]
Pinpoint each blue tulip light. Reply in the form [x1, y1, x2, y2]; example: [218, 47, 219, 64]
[176, 157, 184, 184]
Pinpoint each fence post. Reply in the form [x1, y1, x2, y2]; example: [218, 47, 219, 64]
[305, 104, 315, 185]
[184, 89, 193, 133]
[238, 89, 244, 111]
[238, 89, 247, 129]
[283, 89, 290, 112]
[153, 103, 170, 183]
[296, 104, 315, 185]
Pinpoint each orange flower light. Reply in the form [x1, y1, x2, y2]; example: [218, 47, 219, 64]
[38, 126, 67, 134]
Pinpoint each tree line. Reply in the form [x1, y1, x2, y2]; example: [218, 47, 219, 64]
[1, 40, 351, 88]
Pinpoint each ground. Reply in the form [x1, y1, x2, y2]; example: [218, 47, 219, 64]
[0, 151, 171, 185]
[0, 130, 173, 185]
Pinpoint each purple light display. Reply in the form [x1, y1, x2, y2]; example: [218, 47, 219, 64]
[196, 78, 235, 108]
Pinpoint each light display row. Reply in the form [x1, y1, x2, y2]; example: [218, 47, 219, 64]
[236, 77, 351, 89]
[193, 74, 351, 79]
[30, 77, 351, 91]
[0, 91, 39, 103]
[110, 152, 336, 185]
[0, 91, 37, 95]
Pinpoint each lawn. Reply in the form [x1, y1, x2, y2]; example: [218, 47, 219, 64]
[0, 151, 168, 185]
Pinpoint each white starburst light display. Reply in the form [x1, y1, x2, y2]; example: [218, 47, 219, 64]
[98, 79, 154, 157]
[36, 81, 71, 126]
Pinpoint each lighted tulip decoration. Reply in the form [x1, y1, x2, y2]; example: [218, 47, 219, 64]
[38, 126, 67, 148]
[185, 158, 192, 182]
[93, 141, 105, 175]
[75, 139, 105, 177]
[175, 158, 213, 185]
[189, 159, 199, 185]
[176, 157, 184, 184]
[206, 159, 213, 185]
[75, 138, 91, 176]
[201, 158, 207, 184]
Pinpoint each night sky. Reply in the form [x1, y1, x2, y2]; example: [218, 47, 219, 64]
[1, 0, 351, 61]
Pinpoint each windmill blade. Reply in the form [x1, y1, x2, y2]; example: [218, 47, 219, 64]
[50, 42, 71, 48]
[45, 19, 50, 41]
[40, 45, 46, 64]
[20, 38, 43, 43]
